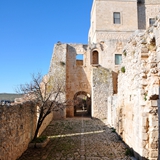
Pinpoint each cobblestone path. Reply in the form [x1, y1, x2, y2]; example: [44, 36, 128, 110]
[18, 117, 132, 160]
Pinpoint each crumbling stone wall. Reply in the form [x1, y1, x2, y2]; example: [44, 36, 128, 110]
[108, 15, 160, 159]
[48, 43, 67, 119]
[92, 66, 113, 119]
[0, 102, 53, 160]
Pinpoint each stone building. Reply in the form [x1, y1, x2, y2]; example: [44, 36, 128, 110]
[48, 0, 160, 159]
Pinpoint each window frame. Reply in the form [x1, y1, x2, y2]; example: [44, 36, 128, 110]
[115, 54, 122, 65]
[149, 18, 156, 27]
[113, 12, 121, 24]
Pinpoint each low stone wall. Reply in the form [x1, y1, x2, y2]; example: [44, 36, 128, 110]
[0, 102, 53, 160]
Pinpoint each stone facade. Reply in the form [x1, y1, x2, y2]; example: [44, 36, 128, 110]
[48, 0, 160, 159]
[0, 102, 53, 160]
[92, 67, 113, 119]
[108, 16, 160, 159]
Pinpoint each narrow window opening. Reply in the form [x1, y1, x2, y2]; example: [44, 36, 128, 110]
[113, 12, 121, 24]
[92, 51, 99, 64]
[115, 54, 122, 65]
[76, 54, 83, 66]
[149, 18, 156, 27]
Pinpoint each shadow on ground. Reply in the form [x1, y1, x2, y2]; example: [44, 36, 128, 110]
[18, 117, 133, 160]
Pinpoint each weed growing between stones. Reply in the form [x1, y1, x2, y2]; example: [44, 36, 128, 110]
[31, 136, 47, 143]
[123, 50, 127, 56]
[144, 93, 147, 101]
[121, 67, 125, 73]
[111, 127, 116, 133]
[60, 61, 65, 66]
[125, 148, 134, 156]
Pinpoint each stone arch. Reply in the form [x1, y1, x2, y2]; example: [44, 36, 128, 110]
[91, 50, 99, 65]
[73, 91, 91, 117]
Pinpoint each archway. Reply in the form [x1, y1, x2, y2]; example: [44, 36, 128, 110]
[92, 50, 99, 64]
[73, 91, 91, 117]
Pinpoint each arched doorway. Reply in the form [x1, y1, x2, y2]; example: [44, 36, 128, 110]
[92, 50, 99, 64]
[74, 91, 91, 117]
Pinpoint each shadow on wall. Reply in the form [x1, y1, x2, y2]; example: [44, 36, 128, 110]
[137, 0, 146, 30]
[112, 71, 118, 94]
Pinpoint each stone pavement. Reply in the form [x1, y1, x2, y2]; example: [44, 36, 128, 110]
[18, 116, 132, 160]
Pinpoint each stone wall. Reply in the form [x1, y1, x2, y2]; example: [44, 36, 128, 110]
[89, 0, 138, 44]
[66, 44, 91, 117]
[137, 1, 160, 30]
[108, 16, 160, 159]
[91, 66, 113, 119]
[0, 102, 53, 160]
[48, 43, 67, 119]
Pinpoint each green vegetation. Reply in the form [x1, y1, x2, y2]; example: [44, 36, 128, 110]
[123, 50, 127, 56]
[125, 148, 134, 156]
[31, 136, 47, 143]
[144, 93, 147, 101]
[0, 93, 23, 101]
[60, 61, 65, 66]
[111, 127, 116, 133]
[121, 67, 125, 73]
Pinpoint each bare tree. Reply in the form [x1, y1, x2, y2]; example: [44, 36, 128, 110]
[17, 73, 67, 141]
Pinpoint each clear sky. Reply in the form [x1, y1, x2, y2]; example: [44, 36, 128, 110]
[0, 0, 93, 93]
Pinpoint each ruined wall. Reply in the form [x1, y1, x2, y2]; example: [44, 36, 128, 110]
[109, 16, 160, 159]
[66, 44, 91, 117]
[92, 66, 113, 119]
[49, 43, 67, 119]
[0, 102, 53, 160]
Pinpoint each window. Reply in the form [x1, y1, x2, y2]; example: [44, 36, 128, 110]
[76, 54, 83, 66]
[115, 54, 122, 65]
[113, 12, 121, 24]
[76, 54, 83, 60]
[149, 18, 156, 27]
[92, 51, 99, 64]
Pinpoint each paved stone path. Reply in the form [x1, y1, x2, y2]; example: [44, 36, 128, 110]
[18, 117, 132, 160]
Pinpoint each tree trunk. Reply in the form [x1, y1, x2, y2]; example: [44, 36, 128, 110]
[32, 110, 50, 142]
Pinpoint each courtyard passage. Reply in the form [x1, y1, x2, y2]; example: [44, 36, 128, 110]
[18, 117, 132, 160]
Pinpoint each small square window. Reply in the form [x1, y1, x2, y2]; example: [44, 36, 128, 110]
[149, 18, 156, 27]
[76, 54, 83, 60]
[113, 12, 121, 24]
[115, 54, 122, 65]
[76, 54, 83, 66]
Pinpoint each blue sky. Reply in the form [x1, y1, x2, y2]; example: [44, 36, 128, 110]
[0, 0, 93, 93]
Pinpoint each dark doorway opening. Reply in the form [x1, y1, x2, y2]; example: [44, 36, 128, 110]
[74, 91, 91, 117]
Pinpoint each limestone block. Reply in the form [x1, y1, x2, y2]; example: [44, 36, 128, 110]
[141, 47, 149, 53]
[149, 131, 158, 140]
[156, 48, 160, 62]
[140, 73, 147, 78]
[149, 150, 158, 158]
[149, 141, 158, 151]
[150, 100, 158, 107]
[150, 68, 158, 74]
[149, 118, 158, 128]
[142, 148, 149, 158]
[141, 141, 148, 148]
[148, 86, 159, 99]
[142, 133, 149, 141]
[142, 117, 148, 127]
[140, 79, 148, 86]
